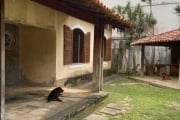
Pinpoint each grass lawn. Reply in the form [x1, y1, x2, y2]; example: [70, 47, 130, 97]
[92, 76, 180, 120]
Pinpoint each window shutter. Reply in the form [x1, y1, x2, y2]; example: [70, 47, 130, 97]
[63, 25, 73, 65]
[83, 32, 90, 63]
[104, 38, 112, 61]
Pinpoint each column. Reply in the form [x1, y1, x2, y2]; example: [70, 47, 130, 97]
[0, 0, 5, 119]
[92, 19, 104, 92]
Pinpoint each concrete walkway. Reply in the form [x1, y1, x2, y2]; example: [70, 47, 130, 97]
[6, 86, 108, 120]
[130, 76, 180, 90]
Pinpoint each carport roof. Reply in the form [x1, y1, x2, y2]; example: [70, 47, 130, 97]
[131, 29, 180, 46]
[33, 0, 133, 29]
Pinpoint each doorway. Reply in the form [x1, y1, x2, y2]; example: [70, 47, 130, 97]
[5, 24, 20, 85]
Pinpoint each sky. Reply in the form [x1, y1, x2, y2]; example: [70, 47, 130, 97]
[101, 0, 179, 8]
[101, 0, 180, 34]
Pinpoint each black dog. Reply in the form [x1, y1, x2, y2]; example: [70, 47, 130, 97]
[47, 87, 64, 102]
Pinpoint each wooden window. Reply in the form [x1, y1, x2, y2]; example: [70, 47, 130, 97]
[104, 37, 112, 61]
[64, 25, 73, 65]
[73, 29, 84, 63]
[83, 32, 90, 63]
[63, 25, 90, 65]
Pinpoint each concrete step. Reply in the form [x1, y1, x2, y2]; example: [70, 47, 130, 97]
[46, 91, 109, 120]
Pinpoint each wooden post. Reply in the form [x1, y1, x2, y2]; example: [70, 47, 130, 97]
[92, 19, 104, 92]
[179, 57, 180, 83]
[100, 24, 104, 91]
[141, 45, 145, 76]
[0, 0, 5, 119]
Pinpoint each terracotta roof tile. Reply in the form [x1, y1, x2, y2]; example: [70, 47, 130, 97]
[34, 0, 133, 29]
[87, 0, 132, 28]
[131, 29, 180, 46]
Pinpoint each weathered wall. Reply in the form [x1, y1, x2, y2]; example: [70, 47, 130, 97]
[5, 0, 112, 84]
[5, 0, 56, 30]
[5, 24, 20, 85]
[5, 0, 57, 84]
[19, 25, 56, 84]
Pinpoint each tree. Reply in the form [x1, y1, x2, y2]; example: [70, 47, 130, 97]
[141, 0, 157, 75]
[141, 0, 152, 14]
[113, 2, 157, 74]
[175, 5, 180, 24]
[113, 2, 156, 46]
[175, 5, 180, 21]
[175, 5, 180, 14]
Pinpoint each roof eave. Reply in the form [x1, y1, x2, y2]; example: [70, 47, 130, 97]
[33, 0, 132, 29]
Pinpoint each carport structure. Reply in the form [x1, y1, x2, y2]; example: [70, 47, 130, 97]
[0, 0, 132, 119]
[132, 29, 180, 81]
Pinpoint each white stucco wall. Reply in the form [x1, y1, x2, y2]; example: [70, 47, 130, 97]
[55, 12, 95, 80]
[56, 12, 112, 80]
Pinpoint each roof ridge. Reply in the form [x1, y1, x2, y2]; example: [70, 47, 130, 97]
[156, 29, 180, 36]
[131, 29, 180, 46]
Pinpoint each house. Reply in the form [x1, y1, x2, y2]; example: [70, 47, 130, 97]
[132, 29, 180, 81]
[0, 0, 132, 119]
[1, 0, 131, 87]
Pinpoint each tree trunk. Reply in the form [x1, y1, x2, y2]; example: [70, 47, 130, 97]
[133, 46, 136, 70]
[149, 0, 155, 75]
[127, 46, 133, 74]
[111, 44, 118, 73]
[141, 45, 145, 76]
[150, 46, 155, 75]
[118, 40, 123, 72]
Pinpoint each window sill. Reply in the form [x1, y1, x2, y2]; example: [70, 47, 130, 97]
[69, 63, 86, 69]
[103, 61, 111, 64]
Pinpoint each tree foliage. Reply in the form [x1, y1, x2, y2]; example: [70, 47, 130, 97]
[175, 5, 180, 16]
[113, 2, 157, 48]
[175, 5, 180, 13]
[141, 0, 152, 4]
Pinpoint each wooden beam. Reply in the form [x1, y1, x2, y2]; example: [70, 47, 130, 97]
[33, 0, 97, 23]
[33, 0, 130, 29]
[0, 0, 5, 119]
[133, 41, 180, 47]
[92, 19, 104, 92]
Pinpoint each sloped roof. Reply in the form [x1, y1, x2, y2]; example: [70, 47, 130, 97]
[34, 0, 132, 29]
[131, 29, 180, 46]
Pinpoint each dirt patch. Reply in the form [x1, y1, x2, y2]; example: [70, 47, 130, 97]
[167, 102, 180, 112]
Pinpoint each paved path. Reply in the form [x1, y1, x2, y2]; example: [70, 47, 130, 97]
[6, 86, 108, 120]
[130, 76, 180, 90]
